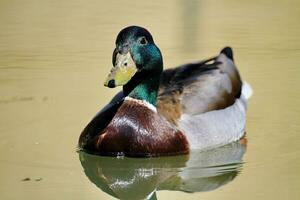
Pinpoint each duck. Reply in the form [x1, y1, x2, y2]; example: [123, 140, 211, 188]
[78, 26, 252, 157]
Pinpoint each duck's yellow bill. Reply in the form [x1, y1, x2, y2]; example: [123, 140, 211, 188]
[104, 52, 137, 88]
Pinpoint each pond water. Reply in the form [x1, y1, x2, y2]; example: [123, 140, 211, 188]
[0, 0, 299, 199]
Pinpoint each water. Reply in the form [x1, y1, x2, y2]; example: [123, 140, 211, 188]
[0, 0, 299, 199]
[79, 142, 245, 200]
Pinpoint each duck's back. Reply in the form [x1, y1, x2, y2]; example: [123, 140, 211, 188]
[157, 47, 252, 150]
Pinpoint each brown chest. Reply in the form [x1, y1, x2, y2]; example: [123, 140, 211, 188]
[91, 99, 189, 157]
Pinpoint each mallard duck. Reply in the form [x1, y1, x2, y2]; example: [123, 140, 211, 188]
[79, 26, 252, 157]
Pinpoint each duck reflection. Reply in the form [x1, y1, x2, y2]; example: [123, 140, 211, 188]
[79, 141, 246, 200]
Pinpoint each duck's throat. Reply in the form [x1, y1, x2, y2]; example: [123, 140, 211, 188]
[127, 75, 160, 106]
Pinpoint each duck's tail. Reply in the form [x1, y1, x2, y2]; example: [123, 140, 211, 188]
[242, 81, 253, 100]
[219, 47, 252, 100]
[220, 46, 234, 62]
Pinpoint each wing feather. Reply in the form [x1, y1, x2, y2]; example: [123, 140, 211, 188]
[157, 52, 242, 122]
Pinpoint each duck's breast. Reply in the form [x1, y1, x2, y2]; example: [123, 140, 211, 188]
[94, 97, 190, 156]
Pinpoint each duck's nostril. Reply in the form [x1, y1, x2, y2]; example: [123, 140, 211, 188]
[107, 79, 115, 88]
[124, 62, 128, 66]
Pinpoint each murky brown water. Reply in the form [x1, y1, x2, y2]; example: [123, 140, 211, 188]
[0, 0, 299, 199]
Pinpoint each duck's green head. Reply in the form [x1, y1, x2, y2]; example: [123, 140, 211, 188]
[104, 26, 163, 89]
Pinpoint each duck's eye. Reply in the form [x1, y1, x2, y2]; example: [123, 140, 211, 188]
[139, 37, 148, 45]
